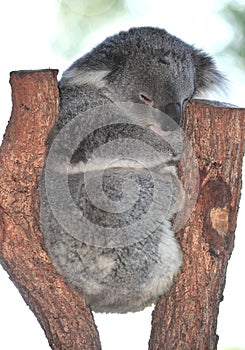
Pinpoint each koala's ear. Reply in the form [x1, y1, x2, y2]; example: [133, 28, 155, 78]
[61, 68, 110, 88]
[193, 50, 226, 93]
[61, 49, 126, 88]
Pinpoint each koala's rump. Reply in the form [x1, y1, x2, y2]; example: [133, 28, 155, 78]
[40, 167, 182, 313]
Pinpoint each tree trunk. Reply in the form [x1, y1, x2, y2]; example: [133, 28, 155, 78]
[0, 70, 244, 350]
[0, 70, 101, 350]
[149, 100, 244, 350]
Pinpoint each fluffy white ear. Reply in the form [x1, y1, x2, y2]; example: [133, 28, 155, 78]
[62, 68, 110, 88]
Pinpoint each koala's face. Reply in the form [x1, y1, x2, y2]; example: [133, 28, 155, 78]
[62, 27, 223, 128]
[106, 50, 195, 126]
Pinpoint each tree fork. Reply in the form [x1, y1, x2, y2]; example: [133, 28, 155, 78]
[0, 70, 244, 350]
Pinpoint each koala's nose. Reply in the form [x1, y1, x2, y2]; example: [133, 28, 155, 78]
[161, 102, 182, 127]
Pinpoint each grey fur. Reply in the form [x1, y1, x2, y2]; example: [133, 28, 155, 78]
[39, 27, 224, 313]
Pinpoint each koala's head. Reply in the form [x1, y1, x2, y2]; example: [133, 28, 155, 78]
[61, 27, 224, 127]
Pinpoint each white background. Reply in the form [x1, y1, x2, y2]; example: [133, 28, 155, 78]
[0, 1, 244, 349]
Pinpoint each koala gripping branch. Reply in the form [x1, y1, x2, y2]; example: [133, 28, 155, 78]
[0, 70, 101, 350]
[0, 70, 244, 350]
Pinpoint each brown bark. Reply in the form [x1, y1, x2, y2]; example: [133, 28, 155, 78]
[0, 70, 101, 350]
[149, 100, 245, 350]
[0, 70, 244, 350]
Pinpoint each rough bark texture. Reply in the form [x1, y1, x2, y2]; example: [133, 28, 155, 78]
[149, 100, 244, 350]
[0, 70, 244, 350]
[0, 70, 101, 350]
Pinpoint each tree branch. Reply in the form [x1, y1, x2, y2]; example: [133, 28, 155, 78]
[0, 70, 101, 350]
[149, 100, 244, 350]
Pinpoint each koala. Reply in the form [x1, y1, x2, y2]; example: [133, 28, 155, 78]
[39, 27, 224, 313]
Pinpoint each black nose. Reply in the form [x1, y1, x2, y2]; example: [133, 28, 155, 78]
[162, 102, 182, 124]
